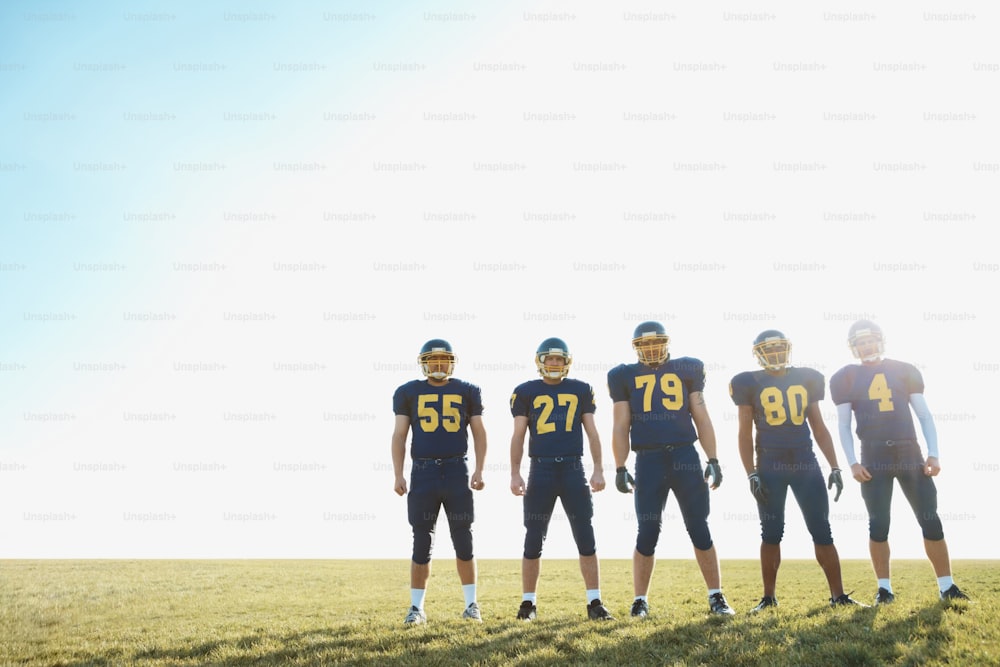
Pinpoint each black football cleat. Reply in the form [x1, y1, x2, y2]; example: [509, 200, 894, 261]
[630, 598, 649, 618]
[830, 593, 869, 608]
[462, 602, 482, 622]
[403, 606, 426, 625]
[709, 592, 736, 616]
[516, 600, 537, 621]
[874, 587, 895, 606]
[940, 584, 971, 602]
[587, 599, 615, 621]
[750, 596, 778, 613]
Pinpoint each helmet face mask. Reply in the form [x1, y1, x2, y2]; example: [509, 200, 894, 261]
[848, 320, 884, 362]
[753, 330, 791, 371]
[632, 321, 670, 366]
[535, 337, 572, 380]
[418, 339, 455, 380]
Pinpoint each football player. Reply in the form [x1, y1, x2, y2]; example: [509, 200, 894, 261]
[509, 338, 614, 621]
[609, 321, 735, 617]
[730, 330, 864, 611]
[391, 339, 488, 625]
[831, 320, 970, 605]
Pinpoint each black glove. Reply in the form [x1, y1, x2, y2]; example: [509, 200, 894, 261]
[704, 458, 723, 489]
[828, 468, 844, 502]
[748, 472, 769, 505]
[615, 466, 635, 494]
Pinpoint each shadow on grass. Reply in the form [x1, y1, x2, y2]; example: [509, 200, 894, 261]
[58, 602, 964, 667]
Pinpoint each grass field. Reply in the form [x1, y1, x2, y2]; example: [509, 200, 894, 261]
[1, 559, 997, 666]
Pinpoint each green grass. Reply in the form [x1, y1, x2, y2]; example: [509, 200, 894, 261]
[1, 559, 997, 666]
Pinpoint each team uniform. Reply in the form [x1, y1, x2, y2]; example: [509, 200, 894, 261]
[730, 367, 833, 546]
[608, 357, 713, 555]
[393, 377, 484, 565]
[829, 359, 943, 544]
[510, 378, 597, 560]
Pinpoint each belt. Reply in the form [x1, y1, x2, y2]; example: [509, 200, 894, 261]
[413, 455, 467, 465]
[758, 446, 809, 455]
[862, 439, 918, 448]
[530, 456, 581, 463]
[635, 443, 691, 453]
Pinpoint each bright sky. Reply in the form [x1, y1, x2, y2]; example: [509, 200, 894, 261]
[1, 2, 995, 562]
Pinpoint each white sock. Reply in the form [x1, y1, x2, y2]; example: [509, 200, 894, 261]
[937, 576, 954, 593]
[411, 588, 426, 610]
[523, 592, 537, 604]
[877, 578, 893, 593]
[463, 583, 477, 606]
[586, 589, 601, 604]
[707, 588, 722, 597]
[635, 595, 648, 602]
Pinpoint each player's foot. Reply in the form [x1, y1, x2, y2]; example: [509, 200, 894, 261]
[516, 600, 537, 621]
[403, 606, 426, 625]
[587, 599, 615, 621]
[874, 588, 895, 606]
[750, 596, 778, 613]
[462, 602, 482, 622]
[709, 592, 736, 616]
[630, 598, 649, 618]
[940, 584, 971, 602]
[830, 592, 868, 608]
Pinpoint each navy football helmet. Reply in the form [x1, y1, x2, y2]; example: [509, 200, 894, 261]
[753, 329, 791, 371]
[848, 320, 884, 362]
[535, 337, 572, 379]
[632, 321, 670, 366]
[418, 339, 455, 380]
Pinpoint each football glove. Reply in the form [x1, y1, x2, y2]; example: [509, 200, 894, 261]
[828, 468, 844, 502]
[704, 458, 723, 488]
[615, 466, 635, 494]
[748, 472, 769, 505]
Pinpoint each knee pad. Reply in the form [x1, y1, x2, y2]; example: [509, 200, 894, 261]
[919, 513, 944, 541]
[450, 523, 474, 561]
[411, 525, 435, 565]
[636, 521, 661, 557]
[570, 521, 596, 557]
[760, 525, 784, 545]
[686, 520, 713, 552]
[523, 524, 546, 560]
[868, 517, 890, 543]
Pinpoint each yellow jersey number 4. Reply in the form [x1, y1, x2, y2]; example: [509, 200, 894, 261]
[867, 373, 894, 412]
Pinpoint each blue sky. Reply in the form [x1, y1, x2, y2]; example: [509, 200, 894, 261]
[1, 2, 996, 561]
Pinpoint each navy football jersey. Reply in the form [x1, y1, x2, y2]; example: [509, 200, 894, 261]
[829, 359, 922, 443]
[607, 357, 704, 449]
[393, 378, 484, 458]
[510, 378, 596, 458]
[729, 367, 825, 449]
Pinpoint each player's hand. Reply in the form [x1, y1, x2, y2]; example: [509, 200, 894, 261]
[850, 462, 872, 483]
[394, 475, 407, 496]
[828, 468, 844, 502]
[924, 456, 941, 477]
[590, 469, 606, 493]
[748, 472, 769, 505]
[471, 471, 485, 491]
[510, 473, 525, 496]
[615, 466, 635, 494]
[704, 458, 723, 490]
